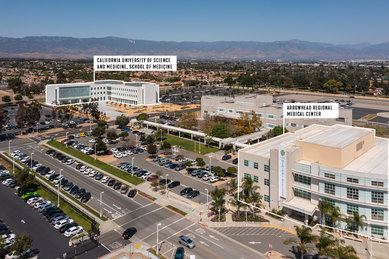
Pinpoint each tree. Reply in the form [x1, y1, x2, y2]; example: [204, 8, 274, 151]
[14, 168, 36, 189]
[56, 106, 73, 123]
[14, 94, 23, 101]
[95, 139, 107, 151]
[330, 206, 342, 229]
[196, 157, 205, 167]
[115, 115, 129, 129]
[92, 126, 105, 138]
[351, 212, 366, 234]
[147, 143, 158, 155]
[210, 187, 226, 213]
[272, 125, 287, 136]
[2, 96, 11, 102]
[154, 128, 166, 142]
[119, 131, 129, 138]
[25, 101, 42, 125]
[318, 198, 334, 225]
[0, 236, 6, 252]
[315, 230, 338, 258]
[106, 129, 118, 140]
[184, 161, 192, 167]
[146, 135, 155, 144]
[334, 243, 358, 259]
[0, 107, 5, 131]
[323, 80, 343, 93]
[213, 166, 225, 177]
[10, 233, 33, 256]
[284, 225, 317, 259]
[136, 113, 149, 122]
[227, 167, 237, 176]
[176, 111, 198, 129]
[209, 123, 230, 138]
[227, 178, 238, 194]
[161, 141, 172, 154]
[229, 194, 248, 215]
[241, 176, 259, 197]
[16, 103, 27, 130]
[7, 78, 24, 93]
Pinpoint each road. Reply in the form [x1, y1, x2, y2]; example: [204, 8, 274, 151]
[7, 142, 264, 259]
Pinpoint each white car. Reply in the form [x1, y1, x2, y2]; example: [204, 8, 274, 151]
[121, 152, 128, 157]
[125, 151, 133, 156]
[89, 138, 96, 143]
[88, 171, 97, 177]
[101, 176, 110, 183]
[26, 197, 40, 205]
[64, 226, 83, 237]
[114, 153, 122, 159]
[2, 179, 13, 185]
[141, 172, 152, 179]
[80, 166, 87, 172]
[34, 199, 47, 209]
[45, 170, 55, 179]
[209, 176, 220, 183]
[29, 197, 44, 207]
[110, 148, 118, 152]
[66, 159, 75, 165]
[55, 219, 74, 229]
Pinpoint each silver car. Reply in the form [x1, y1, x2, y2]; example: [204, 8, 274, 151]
[178, 235, 195, 249]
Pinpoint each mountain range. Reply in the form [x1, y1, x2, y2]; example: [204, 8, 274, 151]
[0, 36, 388, 61]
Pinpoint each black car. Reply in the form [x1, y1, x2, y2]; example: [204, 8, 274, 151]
[49, 173, 59, 181]
[76, 163, 83, 170]
[60, 179, 68, 188]
[75, 188, 86, 199]
[114, 182, 122, 190]
[222, 155, 232, 161]
[95, 173, 103, 180]
[180, 187, 193, 196]
[122, 227, 137, 240]
[187, 190, 200, 199]
[80, 192, 91, 203]
[63, 182, 73, 191]
[107, 179, 116, 186]
[168, 181, 180, 188]
[69, 185, 79, 195]
[232, 158, 238, 164]
[127, 189, 137, 198]
[159, 179, 171, 185]
[174, 247, 185, 259]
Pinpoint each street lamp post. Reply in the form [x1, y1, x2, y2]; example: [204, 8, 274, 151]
[218, 209, 221, 227]
[30, 153, 34, 169]
[12, 156, 15, 174]
[205, 188, 209, 215]
[8, 140, 11, 155]
[245, 209, 248, 226]
[100, 191, 104, 217]
[65, 132, 69, 147]
[165, 174, 169, 198]
[160, 129, 163, 143]
[131, 157, 134, 175]
[94, 143, 97, 160]
[58, 169, 63, 207]
[157, 223, 162, 258]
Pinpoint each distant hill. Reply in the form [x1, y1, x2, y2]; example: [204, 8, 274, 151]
[0, 36, 388, 61]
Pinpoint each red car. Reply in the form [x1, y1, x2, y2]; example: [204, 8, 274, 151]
[147, 175, 159, 181]
[61, 138, 69, 143]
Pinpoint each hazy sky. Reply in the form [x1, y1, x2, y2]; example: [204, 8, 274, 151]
[1, 0, 388, 44]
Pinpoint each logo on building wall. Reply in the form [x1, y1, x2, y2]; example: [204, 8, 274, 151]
[278, 148, 287, 199]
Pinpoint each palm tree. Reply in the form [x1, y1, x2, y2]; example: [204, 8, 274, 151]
[229, 194, 248, 215]
[227, 178, 238, 195]
[284, 225, 317, 259]
[210, 187, 226, 213]
[352, 212, 367, 235]
[241, 176, 259, 198]
[330, 206, 342, 230]
[315, 230, 338, 258]
[318, 199, 334, 225]
[248, 190, 263, 211]
[335, 244, 358, 259]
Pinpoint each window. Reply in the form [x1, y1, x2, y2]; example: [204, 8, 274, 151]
[294, 174, 311, 185]
[264, 195, 270, 202]
[347, 188, 359, 200]
[372, 181, 384, 187]
[327, 199, 335, 206]
[218, 107, 225, 113]
[264, 179, 270, 186]
[291, 123, 298, 128]
[264, 164, 270, 172]
[356, 141, 364, 151]
[347, 177, 359, 184]
[256, 113, 264, 118]
[203, 110, 208, 114]
[244, 160, 248, 166]
[336, 118, 345, 122]
[266, 114, 277, 120]
[294, 188, 311, 200]
[371, 191, 384, 204]
[244, 173, 250, 178]
[324, 183, 335, 195]
[371, 209, 384, 221]
[266, 123, 275, 129]
[254, 162, 258, 169]
[371, 225, 384, 235]
[253, 176, 259, 183]
[324, 173, 335, 179]
[347, 204, 358, 215]
[227, 109, 234, 114]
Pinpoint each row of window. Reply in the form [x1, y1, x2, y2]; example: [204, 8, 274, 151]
[243, 173, 270, 187]
[323, 172, 385, 187]
[111, 87, 138, 92]
[294, 174, 311, 185]
[324, 183, 385, 204]
[243, 160, 270, 172]
[91, 86, 106, 90]
[216, 108, 279, 120]
[91, 92, 105, 95]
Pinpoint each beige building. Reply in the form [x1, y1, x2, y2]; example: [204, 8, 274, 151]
[238, 124, 388, 238]
[201, 95, 352, 132]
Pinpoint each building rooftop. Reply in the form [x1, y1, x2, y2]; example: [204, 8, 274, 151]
[300, 125, 373, 149]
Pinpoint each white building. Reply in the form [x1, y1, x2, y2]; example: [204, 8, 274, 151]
[238, 124, 388, 238]
[45, 80, 159, 106]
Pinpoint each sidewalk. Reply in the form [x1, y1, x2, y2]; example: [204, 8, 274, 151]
[99, 243, 158, 259]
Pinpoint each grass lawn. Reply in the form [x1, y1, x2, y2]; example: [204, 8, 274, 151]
[36, 186, 95, 232]
[163, 134, 219, 154]
[46, 141, 144, 185]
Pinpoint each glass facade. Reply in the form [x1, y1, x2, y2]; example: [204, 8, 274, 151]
[59, 86, 90, 99]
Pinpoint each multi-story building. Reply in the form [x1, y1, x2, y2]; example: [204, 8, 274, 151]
[45, 80, 159, 106]
[201, 95, 352, 132]
[238, 124, 388, 238]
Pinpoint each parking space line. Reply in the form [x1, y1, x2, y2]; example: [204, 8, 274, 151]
[244, 228, 261, 235]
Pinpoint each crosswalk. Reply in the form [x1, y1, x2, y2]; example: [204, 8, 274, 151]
[215, 226, 295, 239]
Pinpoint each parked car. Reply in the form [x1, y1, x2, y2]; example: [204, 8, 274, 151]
[222, 155, 232, 161]
[168, 181, 180, 188]
[187, 190, 200, 199]
[127, 189, 137, 198]
[113, 182, 122, 190]
[120, 186, 129, 194]
[122, 227, 137, 240]
[80, 192, 91, 203]
[232, 158, 238, 164]
[174, 247, 185, 259]
[64, 226, 83, 237]
[178, 235, 195, 249]
[180, 187, 193, 196]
